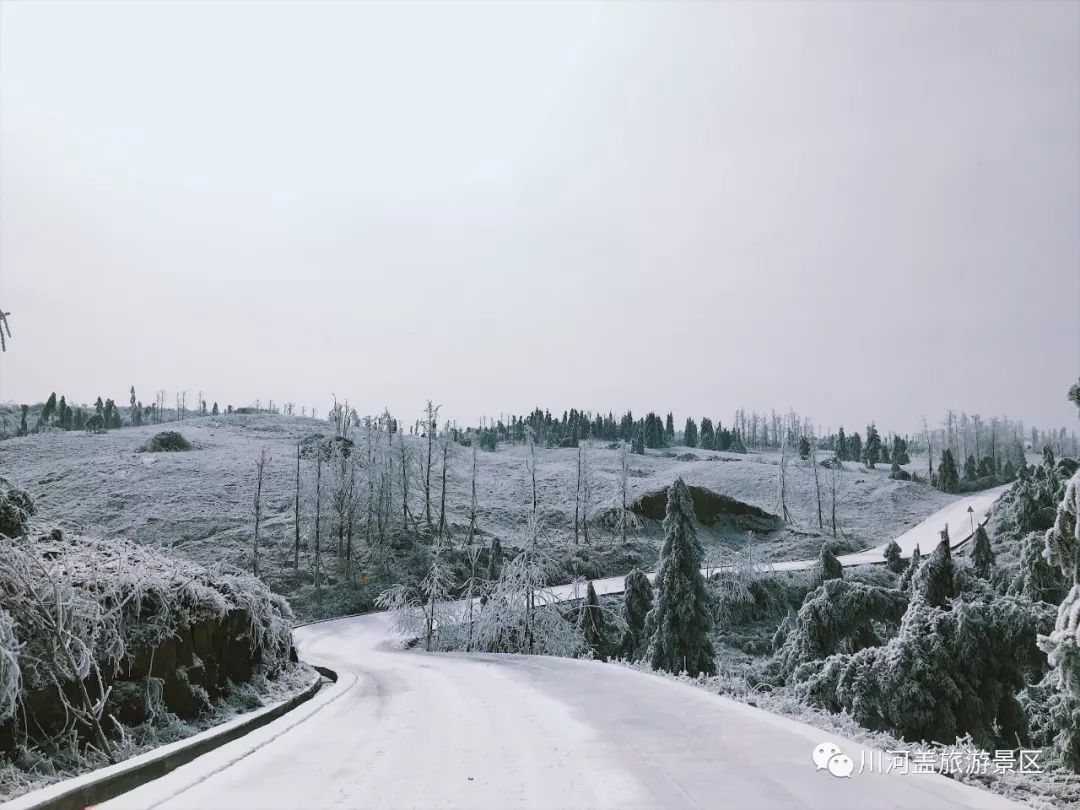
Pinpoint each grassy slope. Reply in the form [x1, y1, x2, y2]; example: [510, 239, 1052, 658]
[0, 414, 960, 617]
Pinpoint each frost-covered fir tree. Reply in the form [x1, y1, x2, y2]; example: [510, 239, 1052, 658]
[883, 540, 904, 574]
[964, 454, 978, 481]
[899, 544, 921, 590]
[915, 534, 956, 608]
[619, 568, 653, 660]
[862, 424, 882, 468]
[817, 543, 843, 582]
[683, 417, 698, 448]
[937, 449, 961, 493]
[970, 525, 995, 579]
[645, 477, 716, 676]
[798, 435, 811, 460]
[579, 581, 608, 659]
[835, 427, 848, 461]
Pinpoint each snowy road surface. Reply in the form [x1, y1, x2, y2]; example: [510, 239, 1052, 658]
[99, 489, 1020, 810]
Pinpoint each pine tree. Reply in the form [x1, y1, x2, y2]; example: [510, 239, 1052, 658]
[683, 417, 698, 448]
[645, 477, 716, 676]
[964, 454, 978, 481]
[619, 569, 653, 661]
[633, 424, 646, 455]
[699, 418, 715, 450]
[39, 392, 57, 428]
[818, 543, 844, 582]
[970, 525, 995, 579]
[580, 581, 608, 659]
[665, 413, 675, 442]
[835, 427, 848, 461]
[212, 402, 219, 416]
[862, 423, 882, 468]
[18, 404, 27, 436]
[883, 540, 904, 573]
[937, 449, 961, 493]
[899, 544, 922, 590]
[798, 435, 811, 460]
[916, 535, 956, 608]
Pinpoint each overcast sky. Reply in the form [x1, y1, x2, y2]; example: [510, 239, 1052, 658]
[1, 1, 1077, 434]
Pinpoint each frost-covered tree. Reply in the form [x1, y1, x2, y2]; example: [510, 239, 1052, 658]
[798, 435, 811, 460]
[1011, 531, 1068, 605]
[970, 525, 995, 579]
[579, 581, 608, 659]
[915, 534, 956, 608]
[644, 477, 715, 676]
[898, 544, 921, 590]
[699, 417, 715, 450]
[770, 579, 908, 682]
[817, 543, 843, 582]
[665, 412, 675, 442]
[835, 427, 848, 460]
[964, 454, 978, 481]
[862, 424, 882, 468]
[18, 404, 28, 436]
[683, 417, 698, 448]
[619, 568, 652, 661]
[883, 540, 904, 574]
[804, 590, 1049, 750]
[936, 449, 961, 493]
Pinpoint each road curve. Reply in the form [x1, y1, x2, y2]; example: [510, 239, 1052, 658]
[97, 487, 1019, 810]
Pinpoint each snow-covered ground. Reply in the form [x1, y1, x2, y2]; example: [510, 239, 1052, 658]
[90, 493, 1022, 810]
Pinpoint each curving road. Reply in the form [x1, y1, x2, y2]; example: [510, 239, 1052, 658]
[95, 488, 1020, 810]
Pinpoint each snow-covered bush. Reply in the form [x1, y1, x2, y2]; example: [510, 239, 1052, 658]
[0, 531, 295, 762]
[769, 579, 908, 683]
[0, 478, 35, 539]
[141, 431, 192, 452]
[802, 590, 1052, 750]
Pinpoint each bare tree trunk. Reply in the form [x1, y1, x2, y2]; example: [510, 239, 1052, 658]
[423, 401, 438, 527]
[922, 415, 934, 479]
[253, 447, 268, 577]
[811, 437, 823, 531]
[528, 431, 538, 515]
[467, 440, 478, 545]
[581, 441, 591, 545]
[620, 443, 629, 546]
[314, 450, 323, 602]
[779, 435, 792, 523]
[574, 446, 582, 546]
[437, 437, 449, 541]
[294, 442, 301, 569]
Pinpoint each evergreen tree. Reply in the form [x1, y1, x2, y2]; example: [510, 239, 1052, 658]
[937, 449, 961, 493]
[645, 477, 716, 676]
[835, 427, 848, 461]
[212, 402, 219, 416]
[883, 540, 905, 573]
[18, 404, 27, 436]
[964, 454, 978, 481]
[727, 433, 747, 454]
[683, 417, 698, 448]
[798, 435, 811, 460]
[94, 397, 104, 419]
[633, 424, 646, 455]
[579, 581, 608, 659]
[818, 543, 844, 582]
[899, 544, 922, 590]
[862, 423, 882, 468]
[892, 435, 910, 464]
[970, 525, 995, 579]
[848, 432, 863, 462]
[915, 535, 956, 608]
[44, 392, 57, 423]
[699, 418, 715, 450]
[665, 413, 675, 442]
[619, 569, 653, 661]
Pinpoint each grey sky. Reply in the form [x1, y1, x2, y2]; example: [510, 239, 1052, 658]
[1, 1, 1077, 433]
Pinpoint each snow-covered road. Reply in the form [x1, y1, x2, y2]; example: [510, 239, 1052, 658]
[98, 488, 1020, 810]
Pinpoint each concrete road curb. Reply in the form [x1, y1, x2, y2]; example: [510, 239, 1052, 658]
[7, 667, 334, 810]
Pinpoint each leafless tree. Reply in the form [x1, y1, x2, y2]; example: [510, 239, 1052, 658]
[313, 448, 324, 602]
[294, 442, 302, 570]
[778, 433, 792, 523]
[526, 428, 538, 516]
[437, 432, 452, 542]
[613, 442, 641, 546]
[422, 401, 440, 527]
[922, 414, 934, 480]
[810, 433, 823, 531]
[827, 457, 843, 538]
[252, 447, 269, 577]
[0, 307, 10, 351]
[466, 436, 478, 546]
